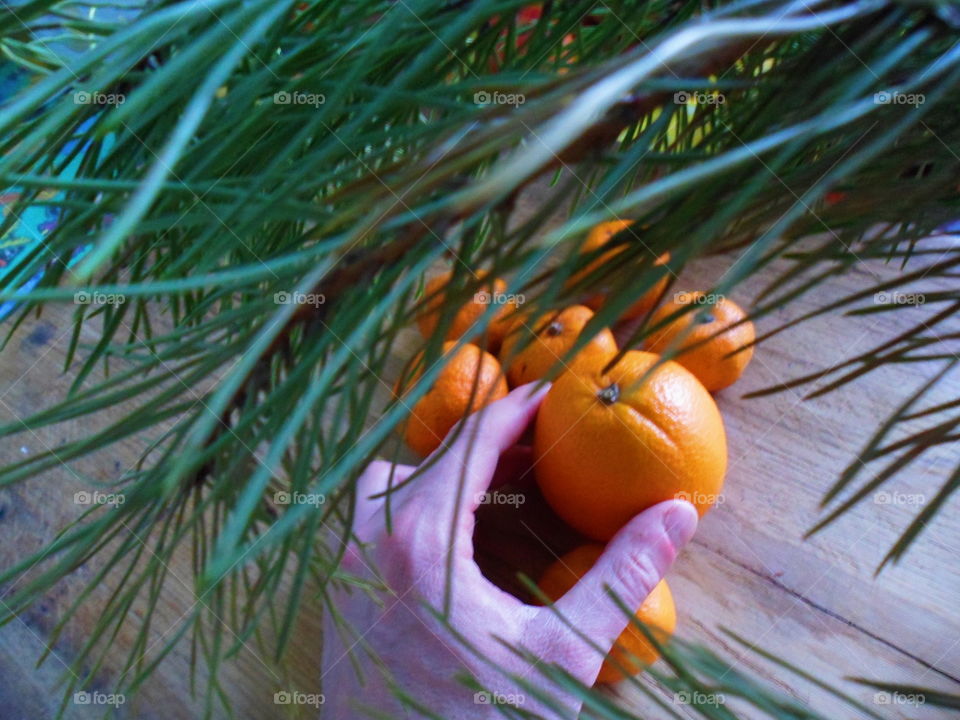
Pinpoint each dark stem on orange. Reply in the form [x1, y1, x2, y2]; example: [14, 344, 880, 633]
[597, 382, 620, 404]
[545, 320, 563, 336]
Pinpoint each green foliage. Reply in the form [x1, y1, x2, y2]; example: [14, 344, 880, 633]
[1, 0, 958, 716]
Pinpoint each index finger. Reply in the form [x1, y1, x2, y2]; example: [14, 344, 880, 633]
[425, 381, 550, 520]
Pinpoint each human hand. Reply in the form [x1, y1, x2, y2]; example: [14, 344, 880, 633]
[321, 383, 699, 719]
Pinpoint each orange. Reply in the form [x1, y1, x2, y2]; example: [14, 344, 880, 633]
[398, 341, 508, 456]
[572, 220, 670, 321]
[537, 544, 676, 683]
[416, 271, 518, 352]
[533, 350, 726, 540]
[645, 292, 755, 392]
[498, 305, 617, 387]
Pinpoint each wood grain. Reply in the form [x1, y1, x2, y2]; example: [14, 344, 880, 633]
[0, 218, 957, 719]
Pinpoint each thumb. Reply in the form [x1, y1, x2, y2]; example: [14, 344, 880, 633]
[546, 500, 697, 666]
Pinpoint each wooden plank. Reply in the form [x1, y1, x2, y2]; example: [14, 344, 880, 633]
[0, 228, 956, 719]
[0, 308, 323, 719]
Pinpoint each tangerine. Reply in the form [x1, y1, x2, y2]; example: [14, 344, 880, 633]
[572, 220, 670, 320]
[399, 341, 508, 456]
[645, 293, 754, 391]
[537, 544, 676, 683]
[416, 271, 518, 352]
[499, 305, 617, 387]
[533, 350, 726, 540]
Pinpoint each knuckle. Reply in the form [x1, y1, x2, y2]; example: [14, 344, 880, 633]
[375, 530, 418, 587]
[378, 505, 446, 583]
[611, 551, 661, 603]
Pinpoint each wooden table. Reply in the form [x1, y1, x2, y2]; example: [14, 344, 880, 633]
[0, 217, 957, 718]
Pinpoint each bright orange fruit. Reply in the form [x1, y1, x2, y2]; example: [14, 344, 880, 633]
[572, 220, 670, 321]
[399, 341, 508, 456]
[537, 544, 676, 683]
[498, 305, 617, 387]
[645, 292, 755, 392]
[416, 271, 518, 352]
[533, 350, 726, 540]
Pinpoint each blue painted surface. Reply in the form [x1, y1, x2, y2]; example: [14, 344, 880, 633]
[1, 64, 95, 320]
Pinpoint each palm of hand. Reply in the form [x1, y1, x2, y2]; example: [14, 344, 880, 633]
[322, 384, 697, 719]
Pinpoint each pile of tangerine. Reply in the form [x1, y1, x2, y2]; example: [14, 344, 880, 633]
[394, 219, 755, 684]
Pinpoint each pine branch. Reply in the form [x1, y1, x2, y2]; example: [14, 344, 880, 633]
[0, 0, 959, 717]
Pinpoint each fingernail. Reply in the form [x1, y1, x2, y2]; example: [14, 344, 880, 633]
[664, 502, 698, 548]
[519, 381, 551, 401]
